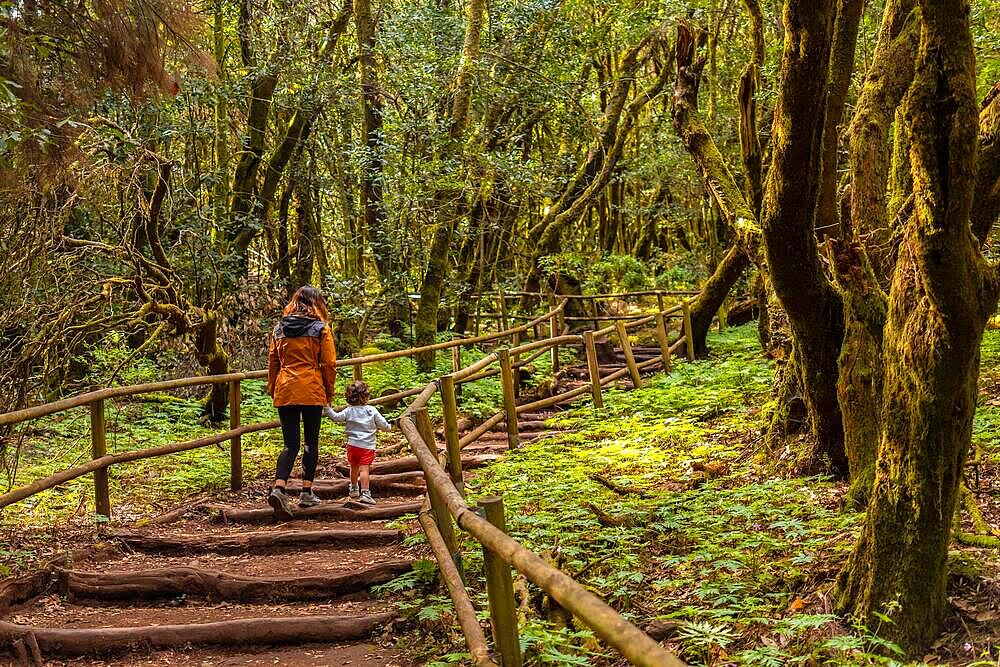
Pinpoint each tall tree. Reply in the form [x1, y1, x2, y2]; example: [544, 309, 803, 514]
[413, 0, 487, 370]
[836, 0, 999, 652]
[356, 0, 408, 336]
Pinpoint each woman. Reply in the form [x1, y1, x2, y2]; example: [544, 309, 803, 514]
[266, 286, 337, 519]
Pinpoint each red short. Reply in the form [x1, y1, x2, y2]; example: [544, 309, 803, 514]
[346, 444, 376, 466]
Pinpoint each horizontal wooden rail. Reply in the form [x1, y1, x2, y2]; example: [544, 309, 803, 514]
[459, 412, 507, 448]
[622, 314, 657, 330]
[508, 334, 582, 357]
[0, 372, 267, 428]
[563, 311, 680, 322]
[0, 420, 280, 510]
[452, 353, 500, 382]
[472, 290, 699, 299]
[515, 384, 592, 414]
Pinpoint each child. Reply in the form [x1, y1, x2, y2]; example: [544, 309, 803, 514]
[324, 381, 392, 505]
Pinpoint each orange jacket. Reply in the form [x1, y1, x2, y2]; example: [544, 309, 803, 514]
[267, 316, 338, 407]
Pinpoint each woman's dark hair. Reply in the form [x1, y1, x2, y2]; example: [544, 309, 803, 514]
[345, 380, 371, 406]
[283, 285, 329, 322]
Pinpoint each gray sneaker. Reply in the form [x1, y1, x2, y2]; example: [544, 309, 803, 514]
[268, 488, 294, 520]
[358, 489, 376, 505]
[298, 489, 321, 508]
[349, 483, 360, 499]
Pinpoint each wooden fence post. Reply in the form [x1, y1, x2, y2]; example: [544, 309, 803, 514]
[439, 374, 465, 496]
[451, 345, 463, 400]
[497, 349, 520, 450]
[583, 331, 604, 409]
[682, 302, 696, 361]
[588, 296, 600, 330]
[230, 380, 243, 491]
[615, 321, 642, 388]
[474, 295, 482, 337]
[549, 319, 560, 374]
[656, 292, 666, 314]
[548, 293, 560, 373]
[414, 407, 462, 576]
[90, 400, 111, 518]
[353, 362, 364, 382]
[499, 292, 509, 331]
[654, 312, 672, 373]
[479, 496, 523, 667]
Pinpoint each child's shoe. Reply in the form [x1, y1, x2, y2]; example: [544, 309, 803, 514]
[299, 489, 321, 507]
[349, 483, 360, 499]
[268, 488, 294, 520]
[358, 489, 376, 505]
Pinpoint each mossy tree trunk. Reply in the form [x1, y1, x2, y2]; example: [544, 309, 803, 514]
[356, 0, 407, 337]
[972, 83, 1000, 243]
[687, 244, 749, 356]
[194, 309, 230, 421]
[520, 28, 670, 304]
[845, 0, 919, 267]
[760, 0, 848, 477]
[836, 0, 999, 653]
[829, 240, 886, 506]
[816, 0, 864, 239]
[414, 0, 485, 370]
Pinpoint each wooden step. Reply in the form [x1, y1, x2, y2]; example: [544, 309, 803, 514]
[108, 528, 404, 554]
[60, 560, 413, 603]
[210, 500, 423, 524]
[0, 612, 396, 657]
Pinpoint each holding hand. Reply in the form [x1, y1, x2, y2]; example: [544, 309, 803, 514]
[323, 406, 337, 420]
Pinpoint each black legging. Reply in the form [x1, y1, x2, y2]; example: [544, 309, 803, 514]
[275, 405, 323, 482]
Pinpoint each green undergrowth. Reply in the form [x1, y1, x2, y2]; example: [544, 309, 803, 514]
[397, 325, 923, 666]
[973, 326, 1000, 455]
[0, 338, 566, 533]
[1, 379, 285, 531]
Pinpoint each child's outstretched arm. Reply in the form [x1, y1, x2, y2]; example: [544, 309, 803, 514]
[372, 407, 392, 431]
[324, 406, 349, 422]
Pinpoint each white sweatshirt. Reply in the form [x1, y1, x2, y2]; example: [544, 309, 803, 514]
[325, 405, 391, 450]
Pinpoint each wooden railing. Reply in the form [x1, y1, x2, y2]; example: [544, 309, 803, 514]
[395, 300, 691, 667]
[468, 289, 698, 337]
[0, 303, 565, 513]
[0, 295, 694, 666]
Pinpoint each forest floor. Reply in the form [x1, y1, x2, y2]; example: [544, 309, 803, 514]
[399, 325, 1000, 666]
[4, 324, 1000, 665]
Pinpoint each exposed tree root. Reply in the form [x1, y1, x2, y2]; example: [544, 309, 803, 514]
[476, 431, 559, 444]
[209, 501, 423, 524]
[335, 454, 498, 476]
[644, 620, 680, 641]
[0, 570, 54, 615]
[954, 531, 1000, 549]
[954, 484, 1000, 549]
[11, 638, 29, 665]
[495, 419, 550, 432]
[0, 613, 396, 656]
[60, 560, 413, 603]
[107, 528, 403, 554]
[588, 472, 652, 498]
[137, 494, 211, 527]
[584, 502, 647, 528]
[282, 472, 425, 495]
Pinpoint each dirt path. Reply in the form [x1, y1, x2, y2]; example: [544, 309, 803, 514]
[2, 349, 643, 665]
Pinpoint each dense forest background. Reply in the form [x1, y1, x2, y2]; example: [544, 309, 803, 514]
[4, 0, 1000, 662]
